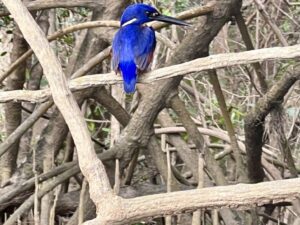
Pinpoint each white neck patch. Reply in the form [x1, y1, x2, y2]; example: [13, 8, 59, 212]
[122, 18, 138, 27]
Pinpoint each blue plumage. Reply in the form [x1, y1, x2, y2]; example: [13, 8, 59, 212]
[112, 23, 156, 93]
[112, 3, 189, 93]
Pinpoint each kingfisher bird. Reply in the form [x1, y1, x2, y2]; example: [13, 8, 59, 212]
[112, 3, 189, 93]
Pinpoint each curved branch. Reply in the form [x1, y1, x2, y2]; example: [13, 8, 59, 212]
[245, 65, 300, 182]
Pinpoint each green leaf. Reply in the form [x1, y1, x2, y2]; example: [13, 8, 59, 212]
[102, 127, 110, 133]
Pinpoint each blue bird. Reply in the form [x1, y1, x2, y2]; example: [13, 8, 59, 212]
[112, 3, 189, 93]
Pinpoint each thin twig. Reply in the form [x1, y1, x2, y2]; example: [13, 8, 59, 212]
[253, 0, 289, 46]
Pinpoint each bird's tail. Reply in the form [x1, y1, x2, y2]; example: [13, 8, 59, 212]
[119, 61, 137, 93]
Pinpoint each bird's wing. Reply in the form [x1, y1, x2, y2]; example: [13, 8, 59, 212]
[134, 26, 156, 72]
[111, 30, 122, 72]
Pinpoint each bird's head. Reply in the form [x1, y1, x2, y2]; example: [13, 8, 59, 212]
[120, 3, 189, 27]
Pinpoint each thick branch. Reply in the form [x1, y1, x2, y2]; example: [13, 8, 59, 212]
[129, 178, 300, 216]
[85, 178, 300, 225]
[0, 44, 299, 103]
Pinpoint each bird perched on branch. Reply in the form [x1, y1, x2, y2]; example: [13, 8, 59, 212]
[112, 3, 189, 93]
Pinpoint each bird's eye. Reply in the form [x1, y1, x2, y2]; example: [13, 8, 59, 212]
[151, 12, 159, 17]
[145, 11, 150, 15]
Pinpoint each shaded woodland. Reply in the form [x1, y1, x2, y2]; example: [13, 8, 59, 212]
[0, 0, 300, 224]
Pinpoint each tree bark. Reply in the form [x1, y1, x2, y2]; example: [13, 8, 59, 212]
[0, 26, 28, 185]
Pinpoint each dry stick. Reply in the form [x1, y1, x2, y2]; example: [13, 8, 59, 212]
[0, 161, 75, 206]
[258, 213, 288, 225]
[235, 10, 268, 93]
[208, 70, 247, 182]
[78, 179, 88, 225]
[162, 134, 172, 225]
[151, 3, 215, 30]
[0, 0, 103, 17]
[1, 44, 300, 104]
[33, 141, 40, 225]
[283, 0, 300, 5]
[170, 95, 205, 151]
[253, 0, 288, 46]
[49, 186, 60, 225]
[192, 154, 204, 225]
[1, 4, 213, 83]
[0, 100, 53, 157]
[113, 159, 120, 194]
[271, 1, 300, 27]
[124, 150, 139, 185]
[212, 210, 219, 225]
[3, 168, 79, 225]
[61, 134, 75, 193]
[71, 46, 112, 79]
[2, 0, 112, 213]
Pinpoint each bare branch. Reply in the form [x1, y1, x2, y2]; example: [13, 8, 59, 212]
[0, 44, 299, 103]
[84, 178, 300, 224]
[208, 70, 247, 182]
[0, 0, 103, 17]
[235, 10, 268, 93]
[127, 178, 300, 218]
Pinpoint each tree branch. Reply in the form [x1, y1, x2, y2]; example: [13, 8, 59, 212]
[0, 0, 103, 17]
[0, 44, 299, 103]
[85, 178, 300, 224]
[208, 70, 247, 182]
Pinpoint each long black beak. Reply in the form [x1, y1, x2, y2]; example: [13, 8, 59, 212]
[151, 15, 190, 26]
